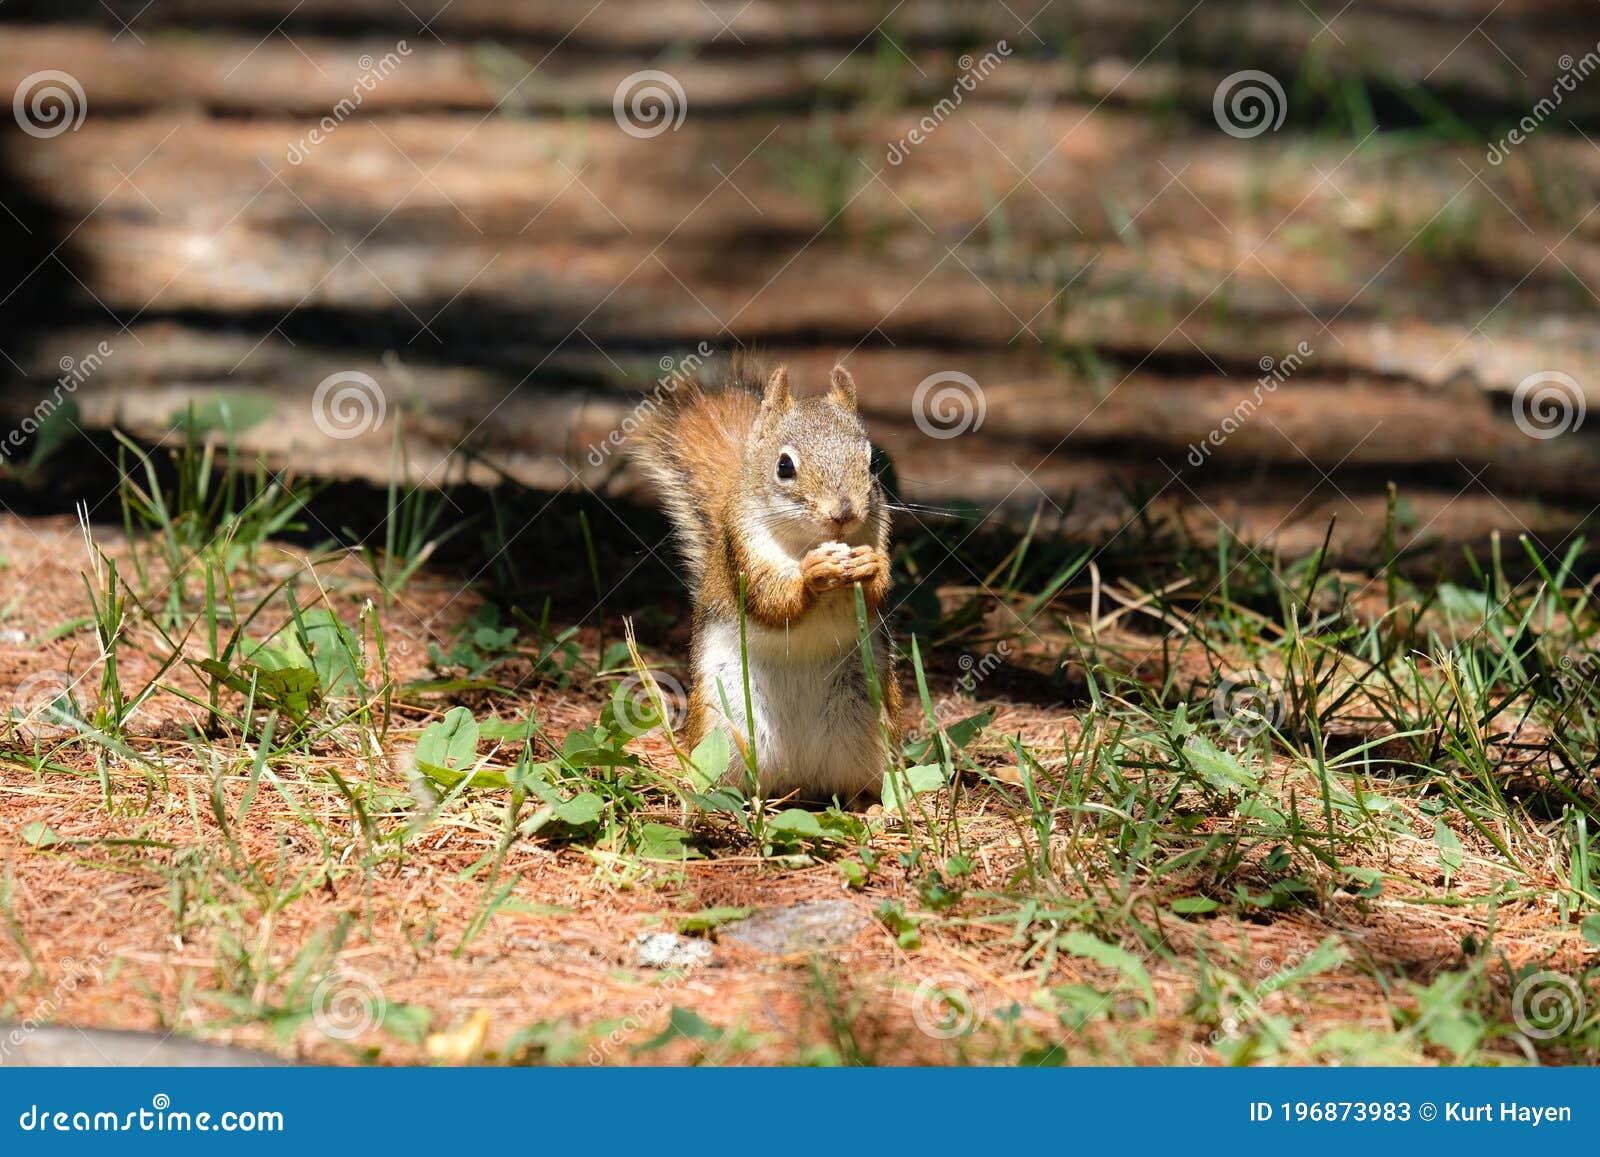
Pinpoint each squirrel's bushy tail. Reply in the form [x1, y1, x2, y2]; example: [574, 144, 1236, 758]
[629, 355, 765, 584]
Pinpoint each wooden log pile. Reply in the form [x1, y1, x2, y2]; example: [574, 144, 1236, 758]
[1, 1, 1597, 561]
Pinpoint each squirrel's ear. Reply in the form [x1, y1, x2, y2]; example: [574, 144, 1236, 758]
[828, 366, 858, 412]
[761, 365, 792, 412]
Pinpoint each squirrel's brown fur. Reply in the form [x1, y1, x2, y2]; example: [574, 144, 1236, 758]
[631, 356, 901, 804]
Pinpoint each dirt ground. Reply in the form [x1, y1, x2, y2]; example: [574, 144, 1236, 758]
[1, 509, 1593, 1068]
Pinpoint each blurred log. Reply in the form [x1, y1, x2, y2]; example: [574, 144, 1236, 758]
[1, 7, 1594, 563]
[6, 325, 1594, 552]
[5, 2, 1599, 121]
[7, 110, 1599, 407]
[21, 106, 1600, 255]
[18, 215, 1595, 406]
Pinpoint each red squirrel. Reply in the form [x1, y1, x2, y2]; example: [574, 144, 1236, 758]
[631, 359, 901, 804]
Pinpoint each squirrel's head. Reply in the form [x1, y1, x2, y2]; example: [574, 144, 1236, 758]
[742, 365, 883, 553]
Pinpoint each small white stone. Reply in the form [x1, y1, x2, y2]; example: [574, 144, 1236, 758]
[634, 932, 713, 970]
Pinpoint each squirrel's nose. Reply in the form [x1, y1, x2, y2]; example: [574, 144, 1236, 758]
[828, 499, 858, 531]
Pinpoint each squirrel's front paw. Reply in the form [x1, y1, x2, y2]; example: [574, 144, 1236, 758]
[839, 544, 888, 585]
[803, 543, 888, 593]
[801, 542, 854, 593]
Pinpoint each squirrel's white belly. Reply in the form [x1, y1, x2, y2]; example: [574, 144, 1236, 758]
[696, 602, 888, 800]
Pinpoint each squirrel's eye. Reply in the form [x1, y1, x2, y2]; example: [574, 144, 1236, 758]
[776, 451, 797, 481]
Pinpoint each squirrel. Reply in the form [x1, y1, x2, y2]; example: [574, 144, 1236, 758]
[631, 358, 901, 805]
